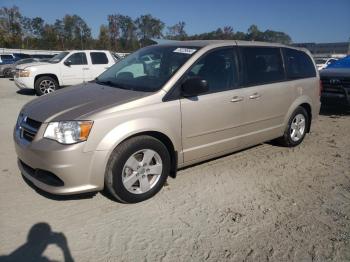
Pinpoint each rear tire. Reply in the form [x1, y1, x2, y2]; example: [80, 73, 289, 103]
[34, 76, 58, 96]
[3, 68, 12, 78]
[278, 106, 309, 147]
[105, 135, 171, 203]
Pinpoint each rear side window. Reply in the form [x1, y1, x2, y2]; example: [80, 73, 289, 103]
[90, 52, 109, 64]
[283, 48, 316, 79]
[67, 52, 87, 65]
[241, 47, 285, 86]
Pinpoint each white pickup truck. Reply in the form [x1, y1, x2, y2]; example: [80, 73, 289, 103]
[14, 50, 116, 95]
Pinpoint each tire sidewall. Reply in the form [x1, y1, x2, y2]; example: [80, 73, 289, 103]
[284, 107, 309, 147]
[34, 76, 58, 96]
[106, 136, 170, 203]
[3, 68, 11, 78]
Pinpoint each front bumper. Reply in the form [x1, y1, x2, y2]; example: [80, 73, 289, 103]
[321, 90, 350, 107]
[14, 76, 35, 89]
[14, 127, 109, 195]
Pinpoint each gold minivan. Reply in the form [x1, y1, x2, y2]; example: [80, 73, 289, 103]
[14, 40, 321, 203]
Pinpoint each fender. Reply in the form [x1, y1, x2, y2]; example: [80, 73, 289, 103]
[92, 118, 182, 174]
[95, 117, 181, 154]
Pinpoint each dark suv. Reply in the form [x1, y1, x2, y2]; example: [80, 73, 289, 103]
[320, 56, 350, 107]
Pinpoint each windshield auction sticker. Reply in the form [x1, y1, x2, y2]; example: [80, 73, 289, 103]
[173, 48, 197, 55]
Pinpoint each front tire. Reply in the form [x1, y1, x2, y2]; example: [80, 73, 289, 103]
[34, 76, 58, 96]
[105, 135, 171, 203]
[278, 106, 309, 147]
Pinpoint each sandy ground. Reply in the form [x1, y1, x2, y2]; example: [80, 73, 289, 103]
[0, 78, 349, 262]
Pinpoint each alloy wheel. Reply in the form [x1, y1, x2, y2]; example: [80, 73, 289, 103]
[290, 113, 306, 142]
[39, 80, 56, 94]
[121, 149, 163, 194]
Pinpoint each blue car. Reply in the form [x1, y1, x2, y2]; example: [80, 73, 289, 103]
[325, 55, 350, 69]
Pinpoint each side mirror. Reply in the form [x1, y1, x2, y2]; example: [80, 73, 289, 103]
[64, 60, 72, 67]
[181, 77, 209, 97]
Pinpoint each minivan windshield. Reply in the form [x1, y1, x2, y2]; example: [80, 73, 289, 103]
[48, 52, 69, 63]
[96, 45, 200, 92]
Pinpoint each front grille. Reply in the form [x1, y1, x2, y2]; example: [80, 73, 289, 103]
[321, 77, 350, 94]
[19, 117, 41, 142]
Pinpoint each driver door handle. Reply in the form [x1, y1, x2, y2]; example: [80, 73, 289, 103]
[249, 93, 261, 99]
[83, 68, 90, 70]
[231, 96, 244, 102]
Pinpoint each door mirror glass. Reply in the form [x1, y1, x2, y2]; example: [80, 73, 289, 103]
[181, 77, 209, 97]
[64, 60, 72, 67]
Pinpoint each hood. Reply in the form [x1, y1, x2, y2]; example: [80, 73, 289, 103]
[320, 68, 350, 78]
[16, 62, 51, 70]
[326, 55, 350, 69]
[21, 83, 151, 122]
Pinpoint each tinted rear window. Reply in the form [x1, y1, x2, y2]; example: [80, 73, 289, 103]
[283, 48, 316, 79]
[14, 53, 31, 59]
[241, 47, 285, 85]
[90, 52, 109, 64]
[1, 55, 13, 60]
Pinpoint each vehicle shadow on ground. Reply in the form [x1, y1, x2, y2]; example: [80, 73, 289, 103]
[0, 222, 74, 262]
[22, 175, 97, 201]
[16, 89, 36, 96]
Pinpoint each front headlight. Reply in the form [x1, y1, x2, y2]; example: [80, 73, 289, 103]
[16, 113, 24, 127]
[44, 121, 93, 144]
[18, 69, 31, 77]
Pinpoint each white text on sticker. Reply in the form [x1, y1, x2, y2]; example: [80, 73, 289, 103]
[173, 48, 197, 55]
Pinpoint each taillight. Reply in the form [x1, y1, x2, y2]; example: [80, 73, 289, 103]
[319, 79, 323, 96]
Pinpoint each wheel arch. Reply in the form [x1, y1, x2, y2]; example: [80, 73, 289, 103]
[34, 74, 60, 86]
[125, 131, 178, 178]
[92, 119, 181, 179]
[284, 96, 313, 133]
[103, 131, 178, 179]
[299, 103, 312, 133]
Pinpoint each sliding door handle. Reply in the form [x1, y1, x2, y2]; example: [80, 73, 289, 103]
[249, 93, 261, 99]
[231, 96, 244, 102]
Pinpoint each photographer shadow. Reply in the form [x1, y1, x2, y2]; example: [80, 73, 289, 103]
[0, 223, 74, 262]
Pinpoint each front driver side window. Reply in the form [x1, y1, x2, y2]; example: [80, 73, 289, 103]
[66, 53, 87, 65]
[186, 47, 238, 94]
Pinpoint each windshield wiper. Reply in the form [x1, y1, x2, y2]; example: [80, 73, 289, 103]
[95, 78, 127, 89]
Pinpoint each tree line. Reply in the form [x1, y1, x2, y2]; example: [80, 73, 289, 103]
[0, 6, 292, 52]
